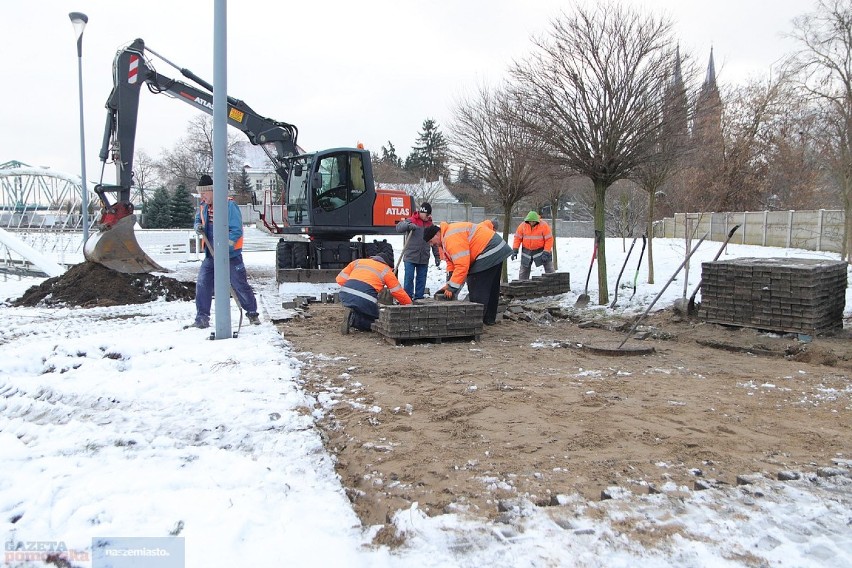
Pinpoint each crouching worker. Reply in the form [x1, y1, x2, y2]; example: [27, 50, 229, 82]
[336, 251, 412, 334]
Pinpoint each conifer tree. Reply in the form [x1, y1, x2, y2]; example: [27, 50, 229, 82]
[379, 141, 403, 168]
[233, 167, 253, 204]
[145, 187, 172, 229]
[169, 184, 196, 228]
[405, 119, 449, 180]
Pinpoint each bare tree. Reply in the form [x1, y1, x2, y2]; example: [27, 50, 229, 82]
[156, 116, 245, 190]
[788, 0, 852, 260]
[765, 104, 823, 210]
[535, 164, 571, 270]
[632, 47, 693, 284]
[372, 155, 418, 185]
[511, 2, 676, 304]
[131, 150, 159, 215]
[449, 84, 543, 281]
[716, 73, 796, 212]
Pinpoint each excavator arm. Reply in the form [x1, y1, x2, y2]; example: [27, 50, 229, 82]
[86, 37, 411, 279]
[86, 38, 299, 272]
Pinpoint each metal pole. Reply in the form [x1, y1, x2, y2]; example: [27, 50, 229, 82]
[69, 12, 89, 244]
[212, 0, 231, 339]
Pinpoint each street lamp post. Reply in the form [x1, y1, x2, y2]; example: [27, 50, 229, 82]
[69, 11, 89, 243]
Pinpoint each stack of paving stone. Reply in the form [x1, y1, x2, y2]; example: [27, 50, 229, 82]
[500, 272, 571, 300]
[699, 257, 847, 335]
[371, 300, 484, 343]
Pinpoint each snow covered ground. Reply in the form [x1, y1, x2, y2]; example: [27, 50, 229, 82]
[1, 229, 850, 567]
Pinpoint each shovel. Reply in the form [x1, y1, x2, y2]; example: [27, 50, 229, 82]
[394, 231, 410, 276]
[618, 232, 708, 349]
[609, 236, 638, 308]
[199, 232, 244, 333]
[685, 224, 740, 314]
[575, 230, 602, 307]
[629, 235, 647, 300]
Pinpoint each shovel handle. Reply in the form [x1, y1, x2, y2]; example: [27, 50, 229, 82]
[687, 225, 741, 304]
[619, 232, 708, 349]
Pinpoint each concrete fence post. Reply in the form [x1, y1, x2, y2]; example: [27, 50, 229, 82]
[787, 210, 794, 248]
[817, 209, 824, 252]
[762, 210, 768, 247]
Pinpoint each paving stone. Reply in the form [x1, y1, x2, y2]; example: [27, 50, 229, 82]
[501, 272, 570, 300]
[699, 258, 846, 335]
[777, 470, 801, 481]
[372, 300, 484, 342]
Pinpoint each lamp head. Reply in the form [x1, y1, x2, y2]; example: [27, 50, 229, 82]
[69, 12, 88, 55]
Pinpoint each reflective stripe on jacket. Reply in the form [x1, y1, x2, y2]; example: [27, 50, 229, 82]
[441, 220, 513, 292]
[336, 258, 412, 305]
[512, 220, 553, 253]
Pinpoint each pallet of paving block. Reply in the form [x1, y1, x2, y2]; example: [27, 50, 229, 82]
[373, 328, 482, 346]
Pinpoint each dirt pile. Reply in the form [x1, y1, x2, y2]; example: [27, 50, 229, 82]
[13, 262, 195, 308]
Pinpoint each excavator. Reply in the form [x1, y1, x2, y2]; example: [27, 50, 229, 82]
[87, 38, 411, 280]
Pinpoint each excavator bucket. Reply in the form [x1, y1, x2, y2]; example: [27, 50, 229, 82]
[83, 215, 169, 274]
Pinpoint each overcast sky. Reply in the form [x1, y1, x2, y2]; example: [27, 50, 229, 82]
[1, 0, 808, 183]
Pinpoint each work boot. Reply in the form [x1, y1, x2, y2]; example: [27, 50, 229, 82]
[340, 308, 353, 335]
[192, 316, 209, 329]
[247, 313, 260, 326]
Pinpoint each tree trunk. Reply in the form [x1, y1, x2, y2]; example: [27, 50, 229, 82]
[594, 180, 609, 305]
[844, 174, 852, 262]
[550, 197, 559, 270]
[646, 187, 656, 284]
[502, 206, 512, 282]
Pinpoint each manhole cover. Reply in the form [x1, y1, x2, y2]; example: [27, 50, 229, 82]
[580, 341, 655, 356]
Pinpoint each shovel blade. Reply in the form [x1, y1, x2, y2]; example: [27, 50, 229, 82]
[83, 215, 169, 274]
[687, 296, 698, 314]
[575, 293, 590, 307]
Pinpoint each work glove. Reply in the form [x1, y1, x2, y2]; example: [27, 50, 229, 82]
[435, 258, 441, 268]
[194, 225, 204, 236]
[443, 288, 454, 300]
[511, 250, 518, 261]
[541, 251, 552, 263]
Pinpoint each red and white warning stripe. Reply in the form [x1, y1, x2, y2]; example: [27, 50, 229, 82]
[128, 54, 139, 85]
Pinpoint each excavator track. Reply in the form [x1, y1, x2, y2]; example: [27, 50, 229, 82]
[83, 215, 169, 274]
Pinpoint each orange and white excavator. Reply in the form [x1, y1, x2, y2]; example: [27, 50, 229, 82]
[87, 38, 412, 279]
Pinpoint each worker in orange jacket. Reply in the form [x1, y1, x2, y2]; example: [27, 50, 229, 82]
[336, 251, 412, 334]
[424, 220, 513, 325]
[511, 210, 554, 280]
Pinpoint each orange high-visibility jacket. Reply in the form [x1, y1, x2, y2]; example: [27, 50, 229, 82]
[440, 220, 507, 292]
[512, 219, 553, 253]
[336, 258, 412, 305]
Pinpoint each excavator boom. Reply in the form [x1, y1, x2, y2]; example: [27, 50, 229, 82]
[88, 38, 411, 281]
[87, 38, 298, 273]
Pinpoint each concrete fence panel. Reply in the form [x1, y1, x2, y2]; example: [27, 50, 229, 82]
[655, 209, 847, 254]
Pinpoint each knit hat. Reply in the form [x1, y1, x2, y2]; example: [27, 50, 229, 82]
[423, 225, 440, 242]
[418, 202, 432, 215]
[524, 210, 540, 223]
[197, 174, 213, 192]
[372, 251, 393, 266]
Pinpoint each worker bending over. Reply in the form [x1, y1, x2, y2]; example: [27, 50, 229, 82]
[424, 220, 512, 325]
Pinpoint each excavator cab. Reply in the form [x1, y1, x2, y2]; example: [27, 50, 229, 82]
[282, 148, 410, 239]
